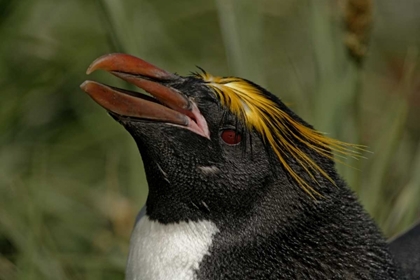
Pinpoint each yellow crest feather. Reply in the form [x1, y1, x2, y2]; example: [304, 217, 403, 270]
[197, 72, 364, 198]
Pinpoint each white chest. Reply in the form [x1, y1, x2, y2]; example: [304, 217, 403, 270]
[125, 215, 219, 280]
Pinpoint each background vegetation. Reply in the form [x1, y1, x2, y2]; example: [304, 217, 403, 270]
[0, 0, 419, 279]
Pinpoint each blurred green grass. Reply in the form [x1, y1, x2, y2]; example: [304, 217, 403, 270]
[0, 0, 419, 279]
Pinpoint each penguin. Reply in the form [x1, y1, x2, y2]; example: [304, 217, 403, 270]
[80, 53, 417, 279]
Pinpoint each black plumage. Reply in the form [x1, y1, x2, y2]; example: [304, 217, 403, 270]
[389, 223, 420, 279]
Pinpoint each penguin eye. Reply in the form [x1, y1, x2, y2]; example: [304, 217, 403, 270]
[220, 129, 242, 145]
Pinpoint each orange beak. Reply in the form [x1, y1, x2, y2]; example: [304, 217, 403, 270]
[80, 53, 209, 138]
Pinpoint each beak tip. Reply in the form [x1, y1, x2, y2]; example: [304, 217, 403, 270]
[80, 81, 88, 91]
[86, 53, 115, 75]
[80, 80, 94, 92]
[86, 60, 101, 75]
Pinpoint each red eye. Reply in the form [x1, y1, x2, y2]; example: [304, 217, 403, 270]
[221, 129, 242, 145]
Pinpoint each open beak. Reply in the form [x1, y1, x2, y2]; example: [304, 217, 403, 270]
[80, 53, 209, 138]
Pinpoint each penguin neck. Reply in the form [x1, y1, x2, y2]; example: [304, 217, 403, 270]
[141, 161, 210, 224]
[195, 180, 401, 278]
[144, 193, 207, 224]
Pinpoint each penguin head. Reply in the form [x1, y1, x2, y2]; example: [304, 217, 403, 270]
[81, 53, 360, 223]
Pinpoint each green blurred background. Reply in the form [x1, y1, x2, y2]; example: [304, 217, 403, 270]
[0, 0, 419, 279]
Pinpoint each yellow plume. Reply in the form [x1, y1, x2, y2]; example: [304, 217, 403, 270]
[197, 72, 364, 198]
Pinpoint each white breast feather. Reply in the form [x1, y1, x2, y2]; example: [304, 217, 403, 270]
[125, 215, 219, 280]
